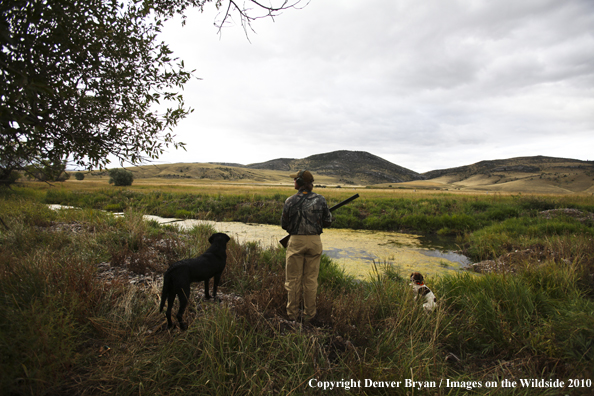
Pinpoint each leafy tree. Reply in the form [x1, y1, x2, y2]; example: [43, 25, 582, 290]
[0, 0, 304, 185]
[74, 172, 85, 181]
[25, 160, 70, 182]
[109, 168, 134, 186]
[59, 171, 71, 182]
[6, 170, 21, 185]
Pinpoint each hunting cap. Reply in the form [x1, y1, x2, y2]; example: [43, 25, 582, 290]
[290, 170, 314, 183]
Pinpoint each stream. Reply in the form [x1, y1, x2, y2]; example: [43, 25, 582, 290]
[48, 205, 471, 280]
[144, 215, 472, 280]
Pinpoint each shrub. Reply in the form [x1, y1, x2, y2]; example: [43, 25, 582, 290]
[74, 172, 85, 180]
[108, 168, 134, 186]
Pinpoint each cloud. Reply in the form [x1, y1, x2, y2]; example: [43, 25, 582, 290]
[151, 0, 594, 173]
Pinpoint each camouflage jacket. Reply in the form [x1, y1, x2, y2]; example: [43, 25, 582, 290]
[281, 188, 332, 235]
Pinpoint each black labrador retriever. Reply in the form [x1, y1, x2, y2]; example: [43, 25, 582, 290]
[160, 232, 231, 329]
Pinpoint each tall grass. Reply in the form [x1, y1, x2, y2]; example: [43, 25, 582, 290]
[1, 191, 593, 395]
[466, 217, 594, 259]
[41, 188, 594, 236]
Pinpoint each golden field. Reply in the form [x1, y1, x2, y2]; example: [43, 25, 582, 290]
[60, 155, 594, 195]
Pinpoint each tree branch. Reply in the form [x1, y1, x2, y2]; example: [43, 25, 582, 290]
[215, 0, 309, 37]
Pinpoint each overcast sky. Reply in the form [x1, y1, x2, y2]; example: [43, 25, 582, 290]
[152, 0, 594, 173]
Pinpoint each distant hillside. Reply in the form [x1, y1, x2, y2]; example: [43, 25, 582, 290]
[419, 156, 594, 194]
[91, 152, 594, 193]
[247, 158, 295, 171]
[247, 150, 424, 185]
[100, 163, 289, 183]
[423, 156, 588, 178]
[100, 151, 424, 186]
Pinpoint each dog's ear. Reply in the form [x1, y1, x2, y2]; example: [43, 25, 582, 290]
[410, 272, 424, 284]
[208, 233, 230, 244]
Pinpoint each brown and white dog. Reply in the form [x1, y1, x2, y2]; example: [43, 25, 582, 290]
[410, 272, 437, 312]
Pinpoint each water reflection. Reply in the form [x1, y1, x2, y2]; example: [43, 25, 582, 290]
[415, 249, 472, 267]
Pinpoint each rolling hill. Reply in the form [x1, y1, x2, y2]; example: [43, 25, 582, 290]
[246, 151, 424, 185]
[417, 156, 594, 194]
[91, 151, 594, 193]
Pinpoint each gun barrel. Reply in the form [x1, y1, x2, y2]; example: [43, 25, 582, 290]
[329, 193, 360, 212]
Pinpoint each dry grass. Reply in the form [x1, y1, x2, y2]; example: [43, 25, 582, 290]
[16, 154, 594, 195]
[52, 155, 594, 195]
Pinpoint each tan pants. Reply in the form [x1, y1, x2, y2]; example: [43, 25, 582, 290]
[285, 234, 323, 321]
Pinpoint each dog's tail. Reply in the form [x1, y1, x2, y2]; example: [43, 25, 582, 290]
[159, 271, 169, 313]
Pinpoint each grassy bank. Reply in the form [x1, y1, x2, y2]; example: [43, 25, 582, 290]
[34, 185, 592, 231]
[36, 185, 594, 261]
[1, 191, 593, 395]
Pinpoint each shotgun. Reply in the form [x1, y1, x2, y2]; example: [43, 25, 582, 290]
[279, 193, 360, 248]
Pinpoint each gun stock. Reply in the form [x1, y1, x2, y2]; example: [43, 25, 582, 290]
[279, 193, 359, 248]
[279, 234, 291, 248]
